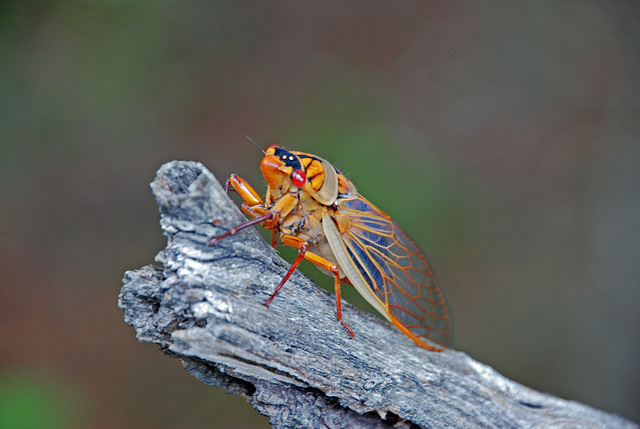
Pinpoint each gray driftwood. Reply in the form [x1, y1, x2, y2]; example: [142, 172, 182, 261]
[119, 161, 637, 429]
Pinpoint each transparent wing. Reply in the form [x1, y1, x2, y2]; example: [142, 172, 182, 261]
[337, 197, 452, 350]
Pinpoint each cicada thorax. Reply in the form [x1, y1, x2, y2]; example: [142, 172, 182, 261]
[260, 146, 350, 243]
[292, 151, 338, 205]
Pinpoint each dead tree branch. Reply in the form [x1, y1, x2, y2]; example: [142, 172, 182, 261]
[119, 161, 637, 429]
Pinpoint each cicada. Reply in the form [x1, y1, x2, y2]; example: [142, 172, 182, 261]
[209, 145, 452, 351]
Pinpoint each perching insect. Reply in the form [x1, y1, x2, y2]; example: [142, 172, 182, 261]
[208, 144, 452, 351]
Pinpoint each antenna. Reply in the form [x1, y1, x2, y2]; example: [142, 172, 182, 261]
[244, 134, 265, 154]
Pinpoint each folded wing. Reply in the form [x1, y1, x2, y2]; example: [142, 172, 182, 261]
[337, 197, 452, 350]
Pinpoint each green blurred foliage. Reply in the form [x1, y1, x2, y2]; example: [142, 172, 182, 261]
[0, 370, 83, 429]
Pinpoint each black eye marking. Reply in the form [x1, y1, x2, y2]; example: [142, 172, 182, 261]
[274, 147, 302, 171]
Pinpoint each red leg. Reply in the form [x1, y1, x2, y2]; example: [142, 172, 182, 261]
[333, 273, 354, 338]
[272, 236, 354, 338]
[264, 242, 308, 307]
[208, 211, 275, 246]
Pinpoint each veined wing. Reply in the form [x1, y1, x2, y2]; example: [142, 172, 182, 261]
[336, 197, 452, 350]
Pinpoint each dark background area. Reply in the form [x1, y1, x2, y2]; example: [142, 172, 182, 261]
[1, 2, 638, 428]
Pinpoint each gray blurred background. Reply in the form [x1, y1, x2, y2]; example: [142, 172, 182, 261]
[1, 1, 638, 428]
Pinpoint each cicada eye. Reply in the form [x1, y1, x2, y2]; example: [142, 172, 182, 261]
[266, 144, 280, 150]
[291, 169, 306, 188]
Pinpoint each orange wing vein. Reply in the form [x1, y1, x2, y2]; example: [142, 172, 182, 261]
[337, 197, 452, 350]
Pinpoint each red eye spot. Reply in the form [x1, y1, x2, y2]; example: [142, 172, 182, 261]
[291, 169, 306, 188]
[266, 144, 279, 150]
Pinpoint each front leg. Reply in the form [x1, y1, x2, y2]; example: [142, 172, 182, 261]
[238, 203, 278, 248]
[225, 174, 264, 207]
[208, 174, 273, 245]
[208, 178, 298, 246]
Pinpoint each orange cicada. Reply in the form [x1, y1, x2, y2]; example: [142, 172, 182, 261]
[209, 145, 452, 351]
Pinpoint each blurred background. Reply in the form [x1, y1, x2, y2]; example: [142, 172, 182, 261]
[1, 1, 638, 428]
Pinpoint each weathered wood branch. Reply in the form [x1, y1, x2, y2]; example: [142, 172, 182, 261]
[119, 161, 637, 429]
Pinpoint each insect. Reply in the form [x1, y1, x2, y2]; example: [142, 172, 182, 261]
[209, 145, 452, 351]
